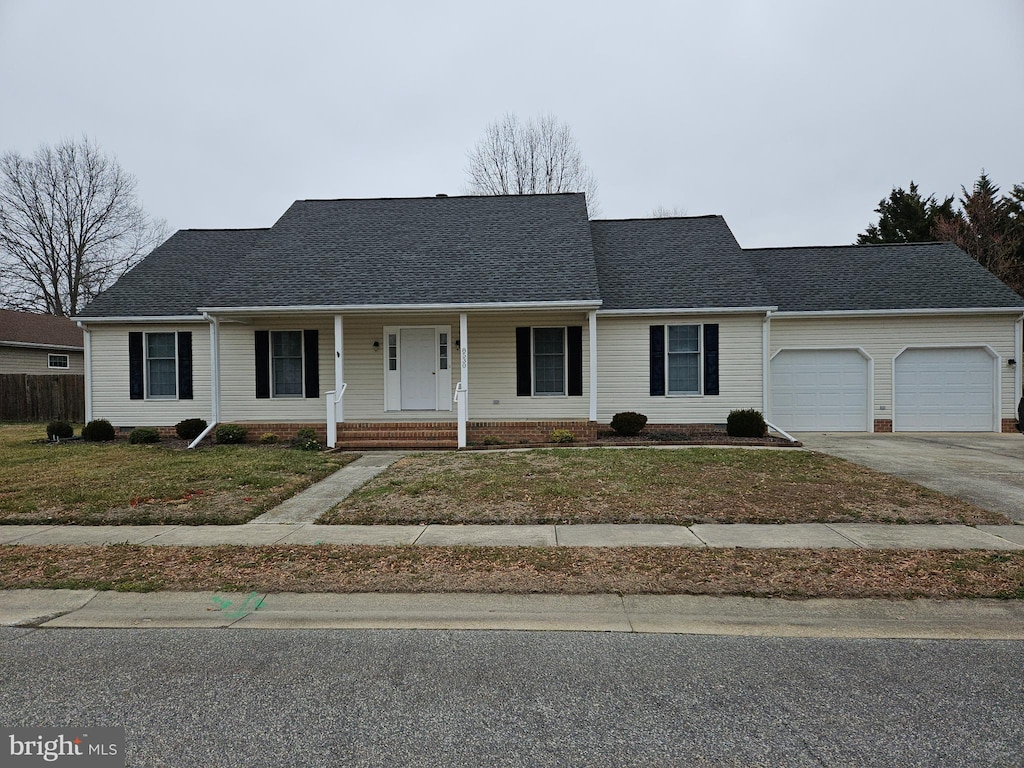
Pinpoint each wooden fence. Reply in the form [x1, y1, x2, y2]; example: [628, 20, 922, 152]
[0, 374, 85, 422]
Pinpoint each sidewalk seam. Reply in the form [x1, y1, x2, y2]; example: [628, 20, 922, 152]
[823, 524, 864, 548]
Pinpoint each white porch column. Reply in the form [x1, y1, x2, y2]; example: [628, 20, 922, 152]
[588, 310, 598, 422]
[335, 315, 344, 422]
[458, 312, 468, 448]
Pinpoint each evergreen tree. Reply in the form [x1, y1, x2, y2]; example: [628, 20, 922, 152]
[857, 182, 955, 244]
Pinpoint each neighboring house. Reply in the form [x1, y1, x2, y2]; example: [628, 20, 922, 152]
[75, 193, 1024, 447]
[0, 309, 85, 375]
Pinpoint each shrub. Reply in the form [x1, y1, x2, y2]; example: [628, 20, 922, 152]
[128, 427, 160, 444]
[291, 428, 322, 451]
[259, 432, 279, 444]
[549, 428, 575, 444]
[726, 409, 767, 438]
[46, 420, 74, 441]
[175, 418, 208, 441]
[215, 424, 248, 444]
[481, 435, 505, 446]
[610, 411, 648, 437]
[82, 419, 116, 442]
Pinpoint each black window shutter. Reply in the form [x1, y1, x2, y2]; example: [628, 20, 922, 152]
[515, 327, 532, 396]
[128, 332, 144, 400]
[254, 330, 270, 399]
[567, 326, 583, 397]
[703, 324, 720, 396]
[649, 325, 665, 396]
[303, 329, 319, 398]
[177, 332, 193, 400]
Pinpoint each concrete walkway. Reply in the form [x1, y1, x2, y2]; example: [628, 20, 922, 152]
[248, 451, 407, 524]
[1, 521, 1022, 549]
[2, 590, 1022, 638]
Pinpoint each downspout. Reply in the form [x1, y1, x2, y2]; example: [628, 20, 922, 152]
[761, 309, 772, 418]
[77, 322, 92, 423]
[1016, 314, 1023, 426]
[189, 313, 220, 449]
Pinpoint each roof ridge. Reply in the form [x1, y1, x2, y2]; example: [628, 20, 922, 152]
[180, 227, 270, 233]
[592, 214, 722, 223]
[294, 192, 585, 203]
[746, 241, 950, 252]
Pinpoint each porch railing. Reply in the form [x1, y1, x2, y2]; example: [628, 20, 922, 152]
[325, 383, 347, 449]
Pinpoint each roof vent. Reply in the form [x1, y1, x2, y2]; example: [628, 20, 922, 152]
[436, 193, 448, 198]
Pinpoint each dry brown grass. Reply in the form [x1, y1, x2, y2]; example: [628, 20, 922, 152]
[320, 448, 1006, 526]
[1, 545, 1021, 599]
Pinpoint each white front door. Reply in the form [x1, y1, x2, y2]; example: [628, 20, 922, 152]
[400, 327, 437, 410]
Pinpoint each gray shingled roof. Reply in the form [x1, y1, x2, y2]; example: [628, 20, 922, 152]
[80, 228, 268, 317]
[747, 242, 1024, 312]
[207, 194, 599, 308]
[591, 216, 774, 310]
[79, 194, 600, 317]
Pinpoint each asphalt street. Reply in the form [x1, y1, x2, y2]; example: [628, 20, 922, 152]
[2, 628, 1021, 767]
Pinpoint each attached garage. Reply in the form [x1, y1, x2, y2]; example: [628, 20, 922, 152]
[770, 349, 870, 431]
[893, 347, 996, 431]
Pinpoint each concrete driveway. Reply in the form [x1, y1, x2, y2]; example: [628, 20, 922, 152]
[796, 433, 1024, 523]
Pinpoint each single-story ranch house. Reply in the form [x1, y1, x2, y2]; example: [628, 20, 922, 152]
[0, 309, 84, 375]
[75, 193, 1024, 448]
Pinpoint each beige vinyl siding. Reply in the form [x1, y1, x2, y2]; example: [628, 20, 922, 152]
[769, 315, 1020, 424]
[467, 312, 590, 421]
[0, 346, 84, 375]
[220, 317, 333, 423]
[218, 311, 594, 423]
[596, 314, 764, 424]
[89, 323, 210, 427]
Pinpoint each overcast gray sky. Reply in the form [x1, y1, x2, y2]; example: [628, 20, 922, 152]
[2, 0, 1022, 248]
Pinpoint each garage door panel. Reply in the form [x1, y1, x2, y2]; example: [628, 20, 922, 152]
[894, 348, 994, 431]
[771, 350, 868, 431]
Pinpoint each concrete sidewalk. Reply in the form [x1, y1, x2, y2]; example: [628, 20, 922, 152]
[2, 589, 1022, 639]
[1, 521, 1022, 549]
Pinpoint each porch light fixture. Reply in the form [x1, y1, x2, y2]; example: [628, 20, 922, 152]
[1009, 358, 1017, 367]
[455, 339, 460, 349]
[372, 341, 380, 350]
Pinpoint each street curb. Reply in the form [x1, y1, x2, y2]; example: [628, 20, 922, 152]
[3, 590, 1023, 639]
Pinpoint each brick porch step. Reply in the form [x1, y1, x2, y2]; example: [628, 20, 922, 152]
[335, 422, 457, 450]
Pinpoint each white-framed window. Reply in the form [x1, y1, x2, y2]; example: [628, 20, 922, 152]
[47, 353, 69, 369]
[272, 330, 304, 398]
[533, 327, 566, 396]
[666, 324, 701, 395]
[146, 332, 177, 398]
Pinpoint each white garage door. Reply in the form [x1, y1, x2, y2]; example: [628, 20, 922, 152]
[771, 349, 869, 431]
[894, 347, 995, 431]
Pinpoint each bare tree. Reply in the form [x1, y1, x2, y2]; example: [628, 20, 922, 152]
[465, 113, 600, 217]
[651, 204, 688, 218]
[0, 137, 167, 316]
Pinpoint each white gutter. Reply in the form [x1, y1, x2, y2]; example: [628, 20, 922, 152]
[71, 315, 205, 323]
[188, 422, 217, 450]
[598, 306, 778, 316]
[77, 322, 92, 423]
[197, 300, 603, 315]
[0, 341, 84, 352]
[771, 307, 1024, 318]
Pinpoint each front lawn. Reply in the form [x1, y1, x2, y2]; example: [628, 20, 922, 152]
[319, 447, 1007, 526]
[0, 424, 356, 525]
